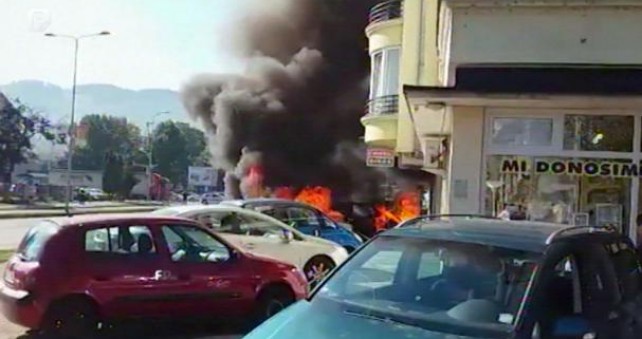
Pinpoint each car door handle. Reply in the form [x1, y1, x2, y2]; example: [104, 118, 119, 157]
[244, 243, 256, 249]
[93, 276, 110, 282]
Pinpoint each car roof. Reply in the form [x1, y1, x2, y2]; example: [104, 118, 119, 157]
[46, 214, 196, 228]
[221, 198, 314, 209]
[153, 204, 251, 215]
[385, 218, 574, 253]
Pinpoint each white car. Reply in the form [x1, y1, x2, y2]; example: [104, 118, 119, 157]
[201, 192, 225, 205]
[152, 205, 349, 283]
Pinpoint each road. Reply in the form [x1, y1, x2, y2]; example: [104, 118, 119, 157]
[0, 217, 45, 250]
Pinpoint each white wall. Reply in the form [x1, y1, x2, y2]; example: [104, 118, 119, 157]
[446, 107, 484, 214]
[48, 170, 103, 189]
[444, 5, 642, 78]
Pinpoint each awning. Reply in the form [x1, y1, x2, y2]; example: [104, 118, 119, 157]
[404, 66, 642, 109]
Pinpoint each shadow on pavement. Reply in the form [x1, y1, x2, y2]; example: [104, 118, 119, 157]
[15, 320, 246, 339]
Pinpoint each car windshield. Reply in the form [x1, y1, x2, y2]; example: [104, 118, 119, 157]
[313, 235, 540, 337]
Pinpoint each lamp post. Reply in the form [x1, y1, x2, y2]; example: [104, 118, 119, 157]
[45, 31, 110, 215]
[146, 112, 169, 201]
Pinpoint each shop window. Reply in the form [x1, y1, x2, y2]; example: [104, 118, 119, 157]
[490, 118, 553, 147]
[369, 47, 400, 99]
[563, 115, 634, 152]
[485, 155, 631, 232]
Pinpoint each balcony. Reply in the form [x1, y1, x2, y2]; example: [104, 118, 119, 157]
[369, 0, 403, 25]
[362, 95, 399, 148]
[366, 95, 399, 116]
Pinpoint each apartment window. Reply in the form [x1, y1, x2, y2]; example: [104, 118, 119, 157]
[370, 47, 401, 99]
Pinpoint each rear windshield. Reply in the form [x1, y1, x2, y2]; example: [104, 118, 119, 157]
[17, 221, 60, 262]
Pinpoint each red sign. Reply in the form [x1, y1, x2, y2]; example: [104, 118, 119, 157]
[367, 148, 395, 168]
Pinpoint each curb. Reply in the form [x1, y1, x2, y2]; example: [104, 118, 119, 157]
[0, 206, 159, 220]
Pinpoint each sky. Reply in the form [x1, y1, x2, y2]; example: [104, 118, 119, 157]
[0, 0, 249, 90]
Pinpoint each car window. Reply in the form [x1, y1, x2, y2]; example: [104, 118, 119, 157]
[84, 225, 156, 255]
[286, 207, 321, 228]
[417, 252, 442, 280]
[316, 236, 540, 332]
[161, 225, 230, 263]
[18, 221, 59, 262]
[346, 250, 402, 294]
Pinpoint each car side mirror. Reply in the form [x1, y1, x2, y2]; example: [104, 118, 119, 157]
[552, 316, 596, 339]
[281, 229, 294, 243]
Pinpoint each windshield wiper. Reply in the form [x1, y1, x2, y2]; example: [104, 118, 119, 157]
[342, 302, 508, 339]
[344, 309, 425, 330]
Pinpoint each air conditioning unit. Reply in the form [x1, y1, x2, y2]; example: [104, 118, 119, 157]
[421, 136, 447, 170]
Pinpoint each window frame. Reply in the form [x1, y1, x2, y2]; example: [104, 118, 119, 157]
[83, 224, 159, 259]
[369, 46, 401, 100]
[485, 108, 640, 159]
[482, 108, 642, 240]
[159, 224, 233, 264]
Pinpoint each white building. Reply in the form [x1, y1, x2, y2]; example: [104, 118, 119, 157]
[401, 0, 642, 240]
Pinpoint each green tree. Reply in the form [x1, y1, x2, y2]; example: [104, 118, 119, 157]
[72, 114, 141, 170]
[103, 151, 124, 195]
[0, 95, 56, 183]
[152, 121, 207, 187]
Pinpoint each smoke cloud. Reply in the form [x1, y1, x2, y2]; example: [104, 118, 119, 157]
[182, 0, 394, 201]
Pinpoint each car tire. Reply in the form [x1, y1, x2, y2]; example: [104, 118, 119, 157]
[255, 286, 295, 324]
[303, 256, 336, 287]
[43, 298, 100, 339]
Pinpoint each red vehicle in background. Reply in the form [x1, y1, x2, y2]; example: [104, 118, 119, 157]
[0, 215, 307, 338]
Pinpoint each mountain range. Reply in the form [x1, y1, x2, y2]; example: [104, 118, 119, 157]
[0, 80, 191, 128]
[1, 80, 198, 160]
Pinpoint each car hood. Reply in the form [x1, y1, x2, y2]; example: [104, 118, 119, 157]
[245, 300, 490, 339]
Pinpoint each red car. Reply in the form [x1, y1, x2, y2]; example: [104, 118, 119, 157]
[0, 214, 307, 338]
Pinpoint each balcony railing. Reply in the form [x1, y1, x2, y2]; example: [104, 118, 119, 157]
[369, 0, 403, 25]
[366, 95, 399, 116]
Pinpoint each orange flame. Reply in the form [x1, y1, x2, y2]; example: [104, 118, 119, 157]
[373, 191, 421, 231]
[293, 186, 345, 222]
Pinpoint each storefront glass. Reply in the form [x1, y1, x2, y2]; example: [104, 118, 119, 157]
[491, 117, 553, 147]
[485, 156, 632, 233]
[563, 115, 634, 152]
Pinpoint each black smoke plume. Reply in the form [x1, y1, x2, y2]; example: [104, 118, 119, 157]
[181, 0, 392, 201]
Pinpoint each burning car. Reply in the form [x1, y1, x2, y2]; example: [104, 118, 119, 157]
[221, 198, 364, 253]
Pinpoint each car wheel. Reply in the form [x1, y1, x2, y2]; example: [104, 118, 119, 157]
[43, 298, 100, 339]
[303, 256, 336, 287]
[256, 286, 295, 323]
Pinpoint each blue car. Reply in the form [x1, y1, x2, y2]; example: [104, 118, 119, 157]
[246, 217, 638, 338]
[220, 199, 363, 252]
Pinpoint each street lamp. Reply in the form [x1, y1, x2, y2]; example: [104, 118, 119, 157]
[146, 111, 169, 201]
[45, 31, 111, 215]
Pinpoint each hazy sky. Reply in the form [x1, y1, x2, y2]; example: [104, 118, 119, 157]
[0, 0, 248, 90]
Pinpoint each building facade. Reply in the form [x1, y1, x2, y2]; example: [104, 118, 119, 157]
[365, 0, 642, 240]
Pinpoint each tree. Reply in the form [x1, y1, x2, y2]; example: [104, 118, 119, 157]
[0, 94, 56, 183]
[72, 114, 141, 170]
[152, 121, 207, 187]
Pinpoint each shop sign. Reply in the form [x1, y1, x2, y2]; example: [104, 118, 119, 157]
[367, 148, 395, 168]
[501, 159, 642, 178]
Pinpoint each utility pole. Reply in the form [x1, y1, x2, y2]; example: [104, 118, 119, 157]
[45, 31, 111, 215]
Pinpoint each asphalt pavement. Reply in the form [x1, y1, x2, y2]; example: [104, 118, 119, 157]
[0, 217, 44, 249]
